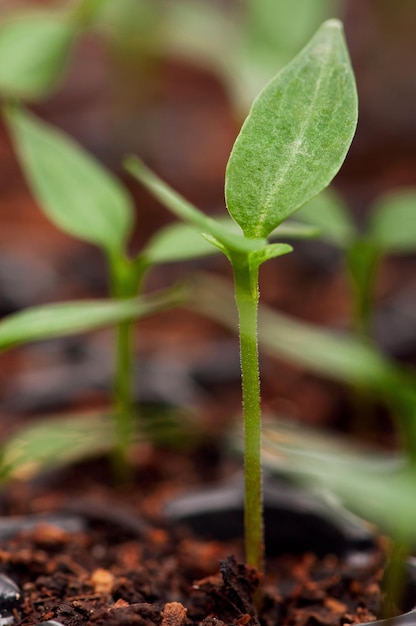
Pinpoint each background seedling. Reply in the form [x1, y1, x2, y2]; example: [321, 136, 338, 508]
[0, 0, 329, 481]
[295, 187, 416, 342]
[100, 0, 337, 117]
[0, 0, 112, 102]
[126, 19, 358, 571]
[4, 105, 260, 477]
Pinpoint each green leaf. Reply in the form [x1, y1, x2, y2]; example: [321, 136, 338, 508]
[260, 418, 404, 476]
[270, 221, 320, 240]
[369, 190, 416, 253]
[260, 421, 416, 542]
[0, 413, 114, 481]
[241, 0, 338, 110]
[143, 216, 241, 265]
[295, 188, 356, 248]
[257, 306, 392, 390]
[249, 243, 293, 274]
[4, 106, 134, 255]
[125, 156, 266, 255]
[0, 12, 77, 100]
[246, 0, 336, 58]
[225, 19, 358, 239]
[0, 289, 182, 352]
[0, 404, 199, 482]
[161, 0, 237, 80]
[142, 215, 316, 267]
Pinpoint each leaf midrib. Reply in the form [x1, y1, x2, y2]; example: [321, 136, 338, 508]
[253, 49, 330, 238]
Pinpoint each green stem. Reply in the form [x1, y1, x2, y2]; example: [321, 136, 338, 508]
[346, 239, 380, 343]
[387, 374, 416, 468]
[232, 256, 264, 572]
[381, 539, 409, 619]
[114, 318, 134, 461]
[109, 253, 146, 477]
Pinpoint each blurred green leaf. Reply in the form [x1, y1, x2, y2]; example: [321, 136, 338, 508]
[143, 216, 239, 265]
[125, 157, 266, 255]
[95, 0, 163, 49]
[0, 413, 114, 481]
[271, 221, 320, 240]
[161, 1, 237, 79]
[369, 190, 416, 254]
[239, 0, 338, 109]
[0, 289, 182, 351]
[0, 404, 200, 482]
[260, 419, 416, 542]
[257, 307, 392, 389]
[0, 12, 77, 100]
[225, 20, 358, 239]
[4, 106, 134, 255]
[260, 418, 404, 477]
[246, 0, 337, 58]
[143, 217, 317, 267]
[189, 274, 397, 390]
[295, 188, 356, 248]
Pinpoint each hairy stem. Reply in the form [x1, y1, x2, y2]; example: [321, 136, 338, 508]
[232, 257, 264, 572]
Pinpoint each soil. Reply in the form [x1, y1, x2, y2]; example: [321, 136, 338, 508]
[0, 448, 387, 626]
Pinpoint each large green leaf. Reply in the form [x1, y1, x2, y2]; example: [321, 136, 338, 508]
[369, 190, 416, 254]
[0, 12, 76, 100]
[4, 106, 134, 255]
[225, 19, 358, 239]
[0, 289, 181, 351]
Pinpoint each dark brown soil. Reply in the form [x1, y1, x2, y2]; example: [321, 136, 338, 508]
[0, 448, 385, 626]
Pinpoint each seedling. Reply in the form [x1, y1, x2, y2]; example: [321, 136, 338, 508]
[0, 0, 111, 102]
[126, 19, 358, 570]
[107, 0, 336, 117]
[295, 187, 416, 342]
[2, 105, 234, 476]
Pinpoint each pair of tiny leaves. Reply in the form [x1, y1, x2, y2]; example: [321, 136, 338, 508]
[5, 19, 357, 271]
